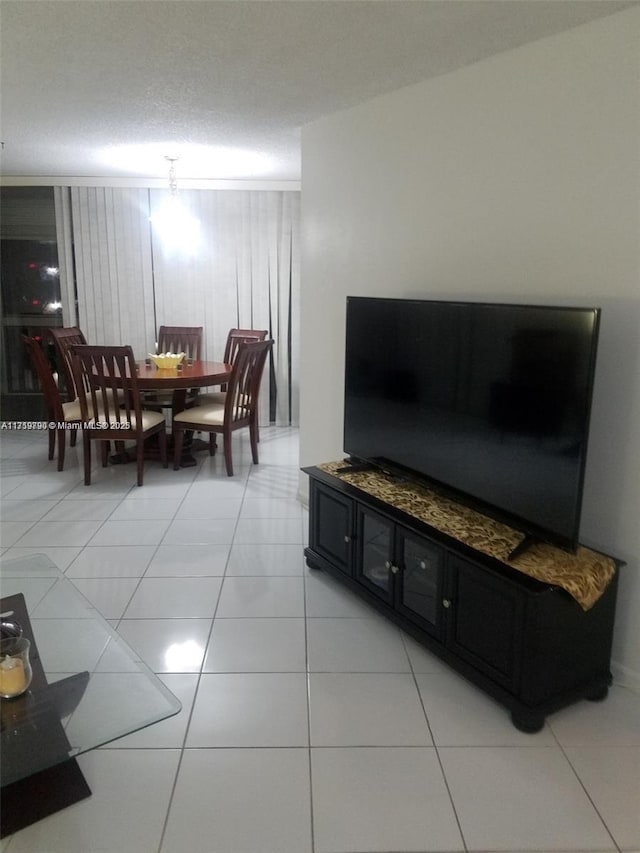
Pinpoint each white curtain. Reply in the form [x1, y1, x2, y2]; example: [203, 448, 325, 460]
[54, 187, 77, 325]
[149, 189, 300, 426]
[66, 186, 300, 426]
[69, 187, 156, 357]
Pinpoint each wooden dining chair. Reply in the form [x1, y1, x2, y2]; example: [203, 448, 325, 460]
[49, 326, 88, 402]
[197, 328, 268, 406]
[173, 339, 273, 476]
[22, 335, 83, 471]
[145, 325, 204, 412]
[48, 326, 89, 450]
[70, 344, 168, 486]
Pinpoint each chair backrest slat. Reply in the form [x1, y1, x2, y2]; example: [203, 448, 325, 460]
[225, 339, 273, 425]
[157, 326, 203, 360]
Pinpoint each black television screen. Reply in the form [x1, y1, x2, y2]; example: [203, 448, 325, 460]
[344, 297, 601, 552]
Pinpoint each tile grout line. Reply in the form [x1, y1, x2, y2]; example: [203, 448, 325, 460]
[155, 450, 251, 853]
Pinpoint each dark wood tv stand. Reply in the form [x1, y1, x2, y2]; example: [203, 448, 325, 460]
[303, 464, 620, 732]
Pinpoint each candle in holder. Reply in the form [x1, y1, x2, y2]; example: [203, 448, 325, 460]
[0, 638, 32, 699]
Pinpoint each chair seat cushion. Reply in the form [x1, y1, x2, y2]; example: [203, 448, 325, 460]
[174, 403, 226, 427]
[61, 398, 83, 421]
[88, 388, 127, 404]
[62, 391, 125, 423]
[87, 409, 165, 432]
[197, 391, 226, 406]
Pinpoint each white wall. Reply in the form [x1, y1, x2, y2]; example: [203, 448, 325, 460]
[300, 7, 640, 682]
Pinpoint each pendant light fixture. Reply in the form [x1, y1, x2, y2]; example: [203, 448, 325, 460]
[150, 155, 201, 254]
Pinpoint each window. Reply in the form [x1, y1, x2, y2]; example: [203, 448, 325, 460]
[1, 187, 62, 419]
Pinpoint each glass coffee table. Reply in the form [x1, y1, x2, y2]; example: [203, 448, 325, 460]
[0, 553, 181, 837]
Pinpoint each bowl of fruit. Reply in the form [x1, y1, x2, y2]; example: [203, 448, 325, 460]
[149, 352, 185, 369]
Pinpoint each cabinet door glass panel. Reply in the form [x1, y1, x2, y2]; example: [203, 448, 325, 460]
[399, 534, 441, 629]
[359, 511, 392, 596]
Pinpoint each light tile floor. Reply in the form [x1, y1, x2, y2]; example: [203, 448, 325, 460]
[1, 426, 639, 853]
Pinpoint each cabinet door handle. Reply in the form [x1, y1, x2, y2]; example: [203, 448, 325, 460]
[344, 535, 351, 543]
[385, 560, 391, 569]
[390, 564, 400, 574]
[442, 598, 451, 608]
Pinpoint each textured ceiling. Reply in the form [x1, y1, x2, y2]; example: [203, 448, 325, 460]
[0, 0, 635, 182]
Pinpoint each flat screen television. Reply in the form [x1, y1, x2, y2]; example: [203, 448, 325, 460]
[343, 297, 601, 554]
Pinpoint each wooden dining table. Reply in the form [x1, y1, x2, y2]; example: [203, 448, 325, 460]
[135, 359, 232, 414]
[109, 359, 233, 467]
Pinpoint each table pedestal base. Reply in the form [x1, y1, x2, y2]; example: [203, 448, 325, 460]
[177, 436, 211, 466]
[108, 433, 214, 468]
[1, 757, 91, 838]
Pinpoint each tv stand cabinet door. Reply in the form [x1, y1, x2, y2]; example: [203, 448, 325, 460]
[395, 530, 444, 640]
[309, 481, 354, 576]
[354, 506, 395, 605]
[446, 555, 525, 692]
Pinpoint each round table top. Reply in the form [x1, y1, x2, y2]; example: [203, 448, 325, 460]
[135, 359, 232, 389]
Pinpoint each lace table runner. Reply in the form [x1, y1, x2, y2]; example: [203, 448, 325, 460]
[319, 462, 616, 610]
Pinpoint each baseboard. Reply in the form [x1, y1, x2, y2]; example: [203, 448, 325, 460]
[611, 660, 640, 693]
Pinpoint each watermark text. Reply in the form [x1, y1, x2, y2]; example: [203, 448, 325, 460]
[1, 421, 133, 431]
